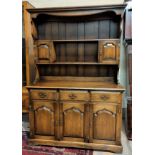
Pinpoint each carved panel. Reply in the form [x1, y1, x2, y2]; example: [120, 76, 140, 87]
[33, 101, 55, 136]
[35, 41, 56, 63]
[93, 108, 116, 140]
[38, 44, 50, 60]
[91, 103, 117, 141]
[102, 43, 116, 60]
[62, 104, 84, 138]
[98, 40, 120, 64]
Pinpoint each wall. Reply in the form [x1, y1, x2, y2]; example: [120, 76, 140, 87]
[23, 0, 124, 8]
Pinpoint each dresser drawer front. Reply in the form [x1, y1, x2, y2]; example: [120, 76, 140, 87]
[30, 90, 58, 100]
[60, 90, 89, 101]
[90, 91, 120, 103]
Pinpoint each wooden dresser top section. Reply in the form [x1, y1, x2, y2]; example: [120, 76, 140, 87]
[27, 4, 126, 12]
[27, 4, 126, 19]
[26, 80, 125, 92]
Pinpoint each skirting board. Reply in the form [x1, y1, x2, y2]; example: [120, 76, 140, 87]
[29, 138, 123, 153]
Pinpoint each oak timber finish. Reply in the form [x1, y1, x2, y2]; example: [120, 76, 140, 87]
[27, 81, 124, 91]
[26, 4, 126, 153]
[22, 86, 29, 113]
[28, 87, 124, 151]
[30, 89, 58, 100]
[98, 40, 120, 64]
[34, 40, 56, 63]
[90, 91, 121, 103]
[60, 101, 86, 141]
[22, 1, 35, 113]
[33, 100, 55, 136]
[91, 103, 117, 141]
[60, 90, 89, 101]
[23, 1, 36, 85]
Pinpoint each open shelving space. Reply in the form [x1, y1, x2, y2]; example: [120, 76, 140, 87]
[29, 6, 123, 84]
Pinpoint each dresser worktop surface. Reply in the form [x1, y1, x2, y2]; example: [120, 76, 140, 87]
[26, 80, 125, 92]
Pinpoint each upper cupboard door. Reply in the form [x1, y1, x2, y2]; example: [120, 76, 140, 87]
[34, 40, 56, 63]
[98, 40, 120, 64]
[33, 100, 56, 136]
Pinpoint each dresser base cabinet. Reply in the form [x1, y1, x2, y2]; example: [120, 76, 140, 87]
[28, 85, 124, 153]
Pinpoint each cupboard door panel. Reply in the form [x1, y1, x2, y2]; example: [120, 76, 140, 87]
[60, 102, 87, 141]
[93, 108, 116, 140]
[38, 44, 49, 60]
[35, 40, 56, 63]
[99, 40, 120, 64]
[90, 103, 117, 141]
[63, 103, 84, 138]
[33, 101, 55, 136]
[102, 43, 116, 60]
[64, 107, 84, 137]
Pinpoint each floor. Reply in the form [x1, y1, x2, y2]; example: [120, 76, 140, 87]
[22, 116, 132, 155]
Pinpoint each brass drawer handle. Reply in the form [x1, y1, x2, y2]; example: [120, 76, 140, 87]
[100, 95, 109, 101]
[68, 94, 77, 100]
[38, 92, 47, 98]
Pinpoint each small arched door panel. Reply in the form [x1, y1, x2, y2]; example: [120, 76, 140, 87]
[34, 40, 56, 63]
[98, 40, 120, 64]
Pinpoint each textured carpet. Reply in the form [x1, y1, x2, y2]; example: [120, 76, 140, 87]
[22, 132, 93, 155]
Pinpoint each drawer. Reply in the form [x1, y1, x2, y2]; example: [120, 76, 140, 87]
[30, 90, 58, 100]
[60, 90, 89, 101]
[90, 91, 121, 103]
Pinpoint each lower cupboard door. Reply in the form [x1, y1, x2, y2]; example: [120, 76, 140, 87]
[90, 103, 117, 142]
[59, 102, 88, 142]
[33, 100, 57, 137]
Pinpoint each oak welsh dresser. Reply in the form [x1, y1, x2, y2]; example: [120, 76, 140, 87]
[25, 4, 126, 153]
